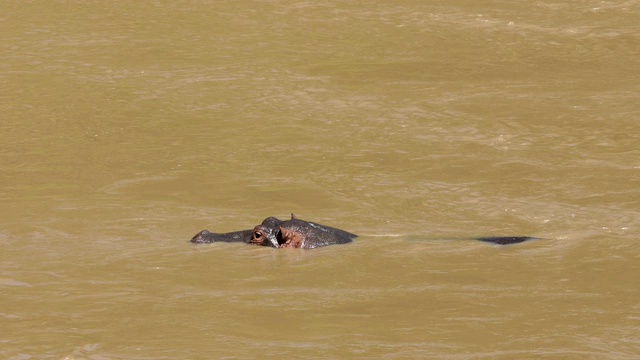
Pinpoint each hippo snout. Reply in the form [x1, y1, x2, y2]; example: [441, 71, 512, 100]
[191, 230, 211, 244]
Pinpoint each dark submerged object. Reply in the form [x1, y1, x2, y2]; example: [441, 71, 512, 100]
[191, 214, 537, 249]
[476, 236, 538, 245]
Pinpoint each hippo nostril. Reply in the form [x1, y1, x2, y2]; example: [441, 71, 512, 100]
[199, 230, 210, 236]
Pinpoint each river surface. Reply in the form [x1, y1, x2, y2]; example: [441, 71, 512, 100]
[2, 1, 639, 359]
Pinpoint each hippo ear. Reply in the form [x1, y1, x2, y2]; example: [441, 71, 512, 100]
[278, 226, 305, 248]
[290, 213, 297, 220]
[278, 226, 296, 246]
[279, 226, 292, 245]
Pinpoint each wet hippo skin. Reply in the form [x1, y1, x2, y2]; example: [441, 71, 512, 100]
[191, 214, 537, 249]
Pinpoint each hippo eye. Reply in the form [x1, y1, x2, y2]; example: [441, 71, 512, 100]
[253, 232, 262, 239]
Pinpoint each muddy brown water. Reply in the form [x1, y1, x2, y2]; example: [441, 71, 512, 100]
[2, 1, 639, 359]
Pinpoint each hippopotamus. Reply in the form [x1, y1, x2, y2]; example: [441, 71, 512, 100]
[190, 214, 537, 249]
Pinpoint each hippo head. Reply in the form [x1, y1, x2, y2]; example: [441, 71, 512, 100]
[248, 215, 305, 248]
[248, 216, 286, 248]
